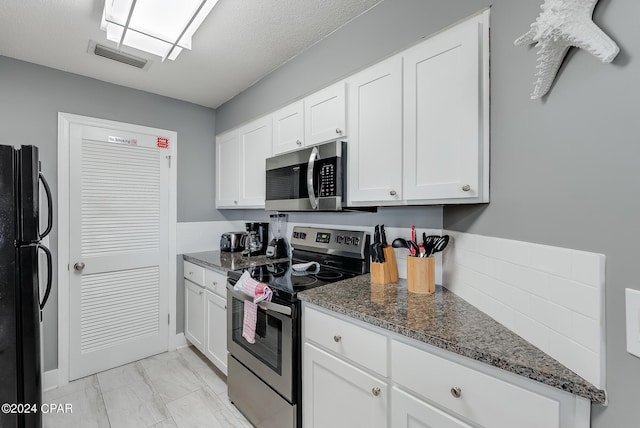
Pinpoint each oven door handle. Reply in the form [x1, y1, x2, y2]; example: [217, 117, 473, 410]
[226, 284, 292, 316]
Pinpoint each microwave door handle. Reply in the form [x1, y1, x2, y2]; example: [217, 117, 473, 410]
[306, 146, 320, 210]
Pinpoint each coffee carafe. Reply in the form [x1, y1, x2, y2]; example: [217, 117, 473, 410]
[243, 222, 269, 256]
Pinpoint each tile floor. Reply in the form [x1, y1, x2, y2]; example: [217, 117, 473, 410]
[43, 346, 252, 428]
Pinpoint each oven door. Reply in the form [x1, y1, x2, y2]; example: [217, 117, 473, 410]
[226, 284, 294, 402]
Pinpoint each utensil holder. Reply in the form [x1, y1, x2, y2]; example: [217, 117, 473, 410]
[371, 262, 393, 285]
[407, 256, 435, 294]
[382, 247, 399, 282]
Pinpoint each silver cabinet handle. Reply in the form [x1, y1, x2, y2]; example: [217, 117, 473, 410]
[336, 128, 342, 134]
[188, 271, 194, 276]
[296, 140, 302, 146]
[74, 262, 85, 272]
[372, 387, 381, 396]
[450, 387, 462, 398]
[333, 335, 342, 342]
[234, 200, 238, 204]
[199, 290, 204, 295]
[461, 185, 471, 192]
[389, 190, 397, 196]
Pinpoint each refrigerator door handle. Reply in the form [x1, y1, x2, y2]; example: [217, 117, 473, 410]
[38, 243, 52, 310]
[39, 172, 53, 239]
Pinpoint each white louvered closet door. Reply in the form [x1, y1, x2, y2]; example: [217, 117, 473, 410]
[69, 123, 170, 380]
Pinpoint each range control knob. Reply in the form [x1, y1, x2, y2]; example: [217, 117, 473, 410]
[336, 236, 344, 244]
[352, 237, 360, 246]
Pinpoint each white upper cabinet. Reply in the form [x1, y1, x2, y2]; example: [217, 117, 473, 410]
[215, 130, 240, 208]
[238, 116, 272, 207]
[304, 81, 347, 146]
[403, 10, 489, 203]
[216, 116, 272, 209]
[347, 55, 403, 204]
[272, 100, 305, 155]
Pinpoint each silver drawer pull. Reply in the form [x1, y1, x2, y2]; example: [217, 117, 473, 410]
[333, 335, 342, 343]
[450, 387, 462, 398]
[372, 387, 381, 396]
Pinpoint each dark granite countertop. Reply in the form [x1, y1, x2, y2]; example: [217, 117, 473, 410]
[183, 250, 289, 273]
[299, 274, 606, 403]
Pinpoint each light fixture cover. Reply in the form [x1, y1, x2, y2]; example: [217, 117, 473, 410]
[101, 0, 218, 61]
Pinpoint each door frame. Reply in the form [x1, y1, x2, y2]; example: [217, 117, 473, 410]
[56, 112, 178, 387]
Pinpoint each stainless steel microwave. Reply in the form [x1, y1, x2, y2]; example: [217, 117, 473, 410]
[265, 140, 346, 211]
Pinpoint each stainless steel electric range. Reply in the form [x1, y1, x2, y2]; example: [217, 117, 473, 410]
[226, 226, 370, 428]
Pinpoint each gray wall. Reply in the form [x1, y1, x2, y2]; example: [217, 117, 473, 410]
[0, 56, 217, 370]
[216, 0, 639, 426]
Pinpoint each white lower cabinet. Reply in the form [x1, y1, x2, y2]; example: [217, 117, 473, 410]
[204, 290, 227, 375]
[303, 304, 591, 428]
[392, 387, 472, 428]
[184, 261, 228, 374]
[184, 279, 205, 352]
[303, 343, 387, 428]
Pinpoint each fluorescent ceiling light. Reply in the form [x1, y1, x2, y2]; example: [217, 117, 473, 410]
[101, 0, 218, 61]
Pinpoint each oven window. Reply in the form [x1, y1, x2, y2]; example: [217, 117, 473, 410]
[231, 298, 283, 374]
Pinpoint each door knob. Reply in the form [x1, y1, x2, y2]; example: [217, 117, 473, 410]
[74, 262, 85, 272]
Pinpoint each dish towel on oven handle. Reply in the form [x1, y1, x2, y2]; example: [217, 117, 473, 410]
[234, 271, 273, 344]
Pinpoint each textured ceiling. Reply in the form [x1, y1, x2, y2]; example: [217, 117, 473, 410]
[0, 0, 383, 108]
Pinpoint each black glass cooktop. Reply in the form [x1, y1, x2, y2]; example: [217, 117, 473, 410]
[228, 259, 359, 302]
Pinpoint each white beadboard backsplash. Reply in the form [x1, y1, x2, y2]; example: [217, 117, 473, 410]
[442, 230, 606, 389]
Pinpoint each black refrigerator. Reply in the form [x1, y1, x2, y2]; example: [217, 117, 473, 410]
[0, 145, 53, 428]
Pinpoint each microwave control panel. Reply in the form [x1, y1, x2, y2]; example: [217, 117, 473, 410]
[319, 163, 335, 197]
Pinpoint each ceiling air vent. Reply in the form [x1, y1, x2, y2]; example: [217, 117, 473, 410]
[88, 41, 150, 70]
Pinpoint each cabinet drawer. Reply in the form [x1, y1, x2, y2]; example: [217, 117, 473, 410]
[391, 340, 560, 428]
[205, 268, 227, 298]
[305, 307, 387, 376]
[183, 261, 205, 286]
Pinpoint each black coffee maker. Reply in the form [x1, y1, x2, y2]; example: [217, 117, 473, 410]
[243, 222, 269, 256]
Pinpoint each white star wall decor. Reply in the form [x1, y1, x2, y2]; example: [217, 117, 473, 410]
[515, 0, 619, 99]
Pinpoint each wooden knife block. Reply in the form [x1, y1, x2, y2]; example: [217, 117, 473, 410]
[407, 256, 435, 294]
[371, 247, 399, 285]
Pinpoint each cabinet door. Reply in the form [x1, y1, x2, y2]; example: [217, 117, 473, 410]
[403, 13, 488, 202]
[204, 268, 227, 298]
[239, 116, 272, 207]
[392, 387, 473, 428]
[303, 343, 387, 428]
[304, 82, 346, 145]
[347, 56, 403, 204]
[273, 100, 304, 154]
[215, 130, 240, 208]
[184, 280, 205, 352]
[204, 290, 227, 375]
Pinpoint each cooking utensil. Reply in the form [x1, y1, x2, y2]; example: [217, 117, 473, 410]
[410, 225, 416, 256]
[422, 234, 439, 257]
[430, 235, 450, 254]
[392, 237, 419, 255]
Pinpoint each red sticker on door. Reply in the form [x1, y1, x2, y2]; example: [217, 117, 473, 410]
[157, 137, 169, 149]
